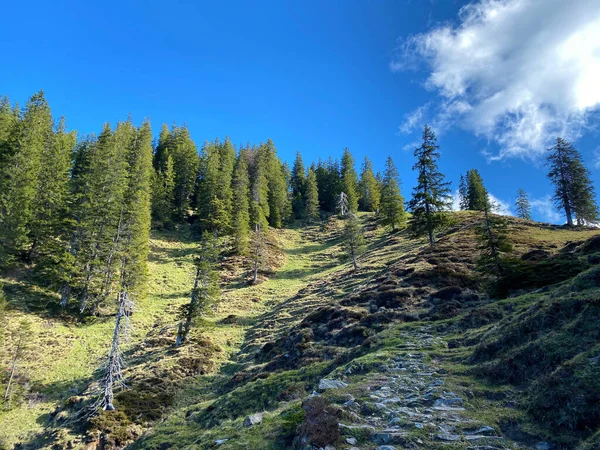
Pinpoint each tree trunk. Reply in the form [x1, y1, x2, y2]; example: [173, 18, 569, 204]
[177, 268, 200, 346]
[3, 336, 22, 404]
[351, 249, 358, 271]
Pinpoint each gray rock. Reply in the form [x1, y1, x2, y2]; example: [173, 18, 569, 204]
[376, 447, 396, 450]
[346, 437, 358, 445]
[437, 433, 461, 442]
[323, 446, 336, 450]
[214, 439, 228, 445]
[243, 413, 263, 427]
[318, 379, 348, 390]
[433, 397, 463, 408]
[465, 426, 496, 436]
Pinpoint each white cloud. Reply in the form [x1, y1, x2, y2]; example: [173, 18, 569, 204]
[392, 0, 600, 160]
[488, 193, 512, 216]
[594, 147, 600, 169]
[450, 189, 512, 216]
[399, 104, 429, 134]
[530, 196, 562, 223]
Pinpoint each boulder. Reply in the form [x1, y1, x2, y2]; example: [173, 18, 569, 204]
[243, 413, 263, 427]
[318, 379, 348, 390]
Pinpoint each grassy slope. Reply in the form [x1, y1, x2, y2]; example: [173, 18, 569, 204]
[0, 229, 200, 448]
[1, 212, 599, 449]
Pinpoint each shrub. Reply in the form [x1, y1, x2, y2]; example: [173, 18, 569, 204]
[296, 396, 341, 447]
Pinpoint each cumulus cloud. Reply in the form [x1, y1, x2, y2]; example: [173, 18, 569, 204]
[450, 189, 512, 216]
[530, 196, 562, 223]
[392, 0, 600, 160]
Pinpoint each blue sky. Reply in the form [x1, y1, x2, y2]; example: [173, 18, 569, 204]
[2, 0, 599, 223]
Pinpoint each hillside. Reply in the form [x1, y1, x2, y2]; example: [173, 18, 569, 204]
[1, 212, 600, 449]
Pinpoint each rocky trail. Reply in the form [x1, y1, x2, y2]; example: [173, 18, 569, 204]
[319, 327, 520, 450]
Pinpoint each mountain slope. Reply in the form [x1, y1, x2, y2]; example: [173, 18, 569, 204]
[1, 213, 599, 449]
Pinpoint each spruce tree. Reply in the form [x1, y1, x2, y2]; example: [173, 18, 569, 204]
[458, 175, 468, 210]
[251, 222, 266, 284]
[475, 196, 512, 276]
[176, 231, 220, 345]
[197, 139, 232, 235]
[407, 125, 452, 245]
[29, 117, 77, 262]
[0, 91, 52, 265]
[291, 152, 306, 219]
[95, 122, 153, 411]
[342, 214, 366, 271]
[262, 140, 289, 228]
[466, 169, 489, 211]
[341, 148, 359, 213]
[170, 125, 199, 221]
[515, 188, 532, 220]
[232, 152, 251, 254]
[305, 167, 320, 223]
[248, 145, 270, 230]
[547, 137, 599, 226]
[358, 157, 381, 212]
[379, 156, 405, 231]
[151, 154, 175, 227]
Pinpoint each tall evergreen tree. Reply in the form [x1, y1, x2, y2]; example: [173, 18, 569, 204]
[379, 156, 405, 231]
[176, 231, 220, 346]
[458, 174, 468, 210]
[466, 169, 489, 211]
[197, 139, 233, 235]
[151, 154, 175, 227]
[170, 126, 199, 221]
[261, 140, 289, 228]
[515, 188, 532, 220]
[342, 214, 366, 271]
[231, 152, 251, 254]
[358, 157, 381, 212]
[305, 167, 320, 224]
[0, 91, 52, 265]
[475, 196, 512, 276]
[291, 152, 306, 219]
[407, 125, 452, 245]
[29, 117, 77, 262]
[341, 148, 359, 213]
[547, 137, 599, 226]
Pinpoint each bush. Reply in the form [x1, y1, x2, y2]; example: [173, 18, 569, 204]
[296, 396, 341, 447]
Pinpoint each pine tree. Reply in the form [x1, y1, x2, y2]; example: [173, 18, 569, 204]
[69, 122, 131, 312]
[262, 140, 289, 228]
[197, 139, 233, 235]
[248, 145, 270, 230]
[305, 167, 320, 223]
[232, 152, 251, 254]
[379, 156, 405, 231]
[458, 174, 468, 210]
[29, 117, 77, 262]
[342, 214, 366, 271]
[95, 122, 153, 410]
[151, 154, 175, 227]
[547, 137, 599, 226]
[170, 126, 199, 221]
[341, 148, 359, 213]
[358, 157, 381, 212]
[176, 231, 220, 345]
[291, 152, 306, 219]
[407, 125, 452, 245]
[466, 169, 489, 211]
[475, 196, 512, 276]
[0, 91, 52, 265]
[251, 223, 266, 284]
[515, 188, 532, 220]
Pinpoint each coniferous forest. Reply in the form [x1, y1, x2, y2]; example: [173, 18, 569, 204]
[1, 90, 600, 449]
